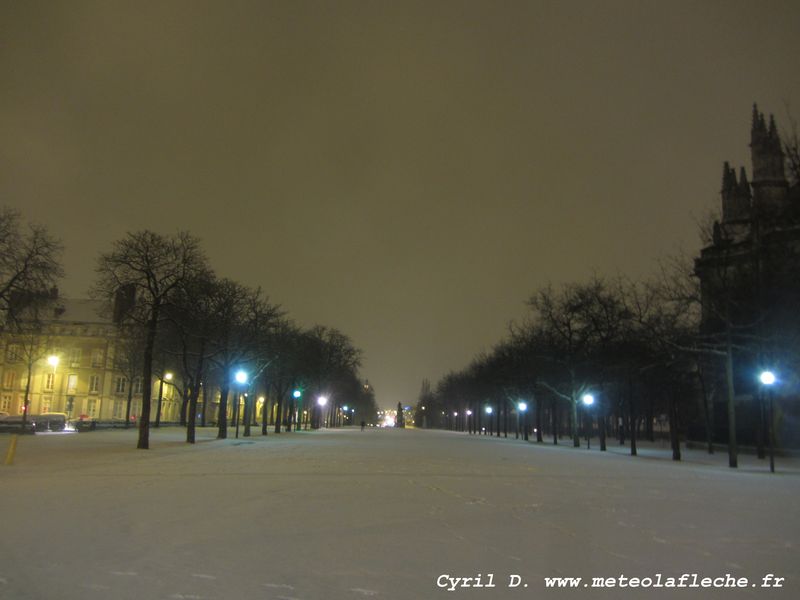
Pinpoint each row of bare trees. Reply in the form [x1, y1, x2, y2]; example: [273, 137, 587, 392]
[0, 212, 377, 448]
[93, 230, 377, 449]
[417, 260, 800, 465]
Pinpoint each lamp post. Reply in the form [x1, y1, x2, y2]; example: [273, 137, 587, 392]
[582, 394, 594, 449]
[234, 370, 247, 439]
[317, 395, 328, 428]
[518, 402, 528, 441]
[759, 371, 777, 473]
[485, 405, 493, 436]
[155, 372, 173, 428]
[466, 409, 473, 434]
[294, 389, 303, 430]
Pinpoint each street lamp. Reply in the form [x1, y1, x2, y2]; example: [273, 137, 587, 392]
[317, 396, 328, 428]
[582, 394, 594, 449]
[292, 389, 302, 430]
[518, 402, 528, 441]
[759, 371, 777, 473]
[234, 370, 247, 438]
[155, 371, 173, 428]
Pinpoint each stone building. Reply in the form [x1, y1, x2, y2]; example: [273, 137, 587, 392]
[0, 297, 177, 423]
[694, 105, 800, 445]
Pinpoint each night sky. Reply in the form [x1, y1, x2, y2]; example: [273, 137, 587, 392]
[2, 1, 800, 408]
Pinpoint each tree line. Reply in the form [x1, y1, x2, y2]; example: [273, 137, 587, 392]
[0, 211, 378, 448]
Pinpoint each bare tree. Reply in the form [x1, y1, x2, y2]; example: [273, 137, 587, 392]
[0, 207, 63, 328]
[93, 230, 208, 449]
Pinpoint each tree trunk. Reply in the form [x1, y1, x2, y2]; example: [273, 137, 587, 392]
[20, 362, 33, 432]
[552, 398, 558, 445]
[571, 397, 579, 447]
[274, 394, 284, 433]
[138, 313, 159, 449]
[217, 383, 229, 439]
[599, 396, 606, 451]
[186, 386, 201, 444]
[628, 378, 637, 456]
[243, 392, 251, 437]
[125, 377, 133, 429]
[697, 365, 714, 454]
[535, 398, 543, 442]
[725, 328, 738, 468]
[668, 391, 681, 461]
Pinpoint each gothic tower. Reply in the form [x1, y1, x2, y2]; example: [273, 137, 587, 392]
[750, 104, 789, 216]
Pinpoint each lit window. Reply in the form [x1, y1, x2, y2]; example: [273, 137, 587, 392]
[5, 344, 22, 362]
[44, 372, 55, 391]
[87, 398, 97, 418]
[2, 371, 17, 390]
[115, 377, 127, 395]
[89, 375, 100, 394]
[69, 348, 81, 367]
[67, 374, 78, 393]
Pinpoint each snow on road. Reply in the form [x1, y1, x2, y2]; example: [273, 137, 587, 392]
[1, 427, 798, 600]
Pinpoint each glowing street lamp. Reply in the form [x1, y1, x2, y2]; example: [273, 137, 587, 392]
[233, 370, 247, 438]
[582, 394, 594, 449]
[155, 371, 174, 428]
[518, 402, 529, 441]
[759, 371, 777, 473]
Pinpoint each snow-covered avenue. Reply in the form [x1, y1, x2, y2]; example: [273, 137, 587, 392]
[1, 427, 797, 600]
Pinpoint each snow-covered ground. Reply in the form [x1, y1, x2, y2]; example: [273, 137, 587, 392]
[1, 427, 798, 600]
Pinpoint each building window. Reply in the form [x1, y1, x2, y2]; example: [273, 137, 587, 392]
[41, 396, 52, 413]
[44, 372, 55, 391]
[2, 371, 17, 390]
[91, 349, 105, 368]
[68, 348, 81, 367]
[5, 344, 22, 362]
[67, 374, 78, 394]
[113, 400, 124, 419]
[87, 398, 98, 418]
[0, 395, 10, 412]
[89, 375, 100, 394]
[114, 377, 127, 395]
[131, 399, 140, 419]
[133, 377, 143, 394]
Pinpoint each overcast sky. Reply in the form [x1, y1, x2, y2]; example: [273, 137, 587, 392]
[2, 1, 799, 408]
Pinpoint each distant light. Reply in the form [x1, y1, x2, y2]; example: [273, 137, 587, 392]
[582, 394, 594, 406]
[343, 405, 349, 411]
[258, 396, 265, 403]
[466, 410, 472, 416]
[165, 372, 173, 381]
[485, 406, 493, 414]
[760, 371, 776, 386]
[453, 412, 458, 417]
[518, 402, 527, 412]
[317, 396, 328, 407]
[235, 370, 247, 384]
[47, 355, 59, 367]
[293, 390, 302, 398]
[421, 406, 426, 410]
